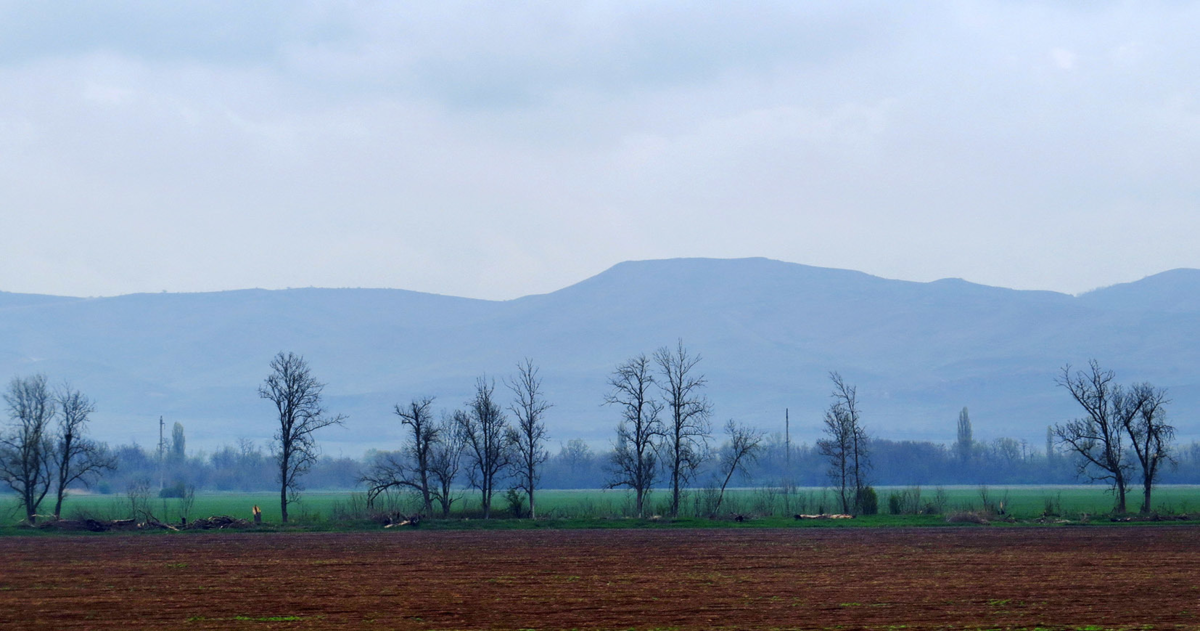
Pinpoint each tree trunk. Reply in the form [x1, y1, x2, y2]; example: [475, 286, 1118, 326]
[420, 469, 432, 515]
[714, 466, 737, 516]
[55, 442, 69, 520]
[1114, 473, 1127, 514]
[280, 484, 288, 523]
[280, 451, 289, 524]
[529, 486, 536, 520]
[671, 467, 680, 517]
[1143, 478, 1153, 514]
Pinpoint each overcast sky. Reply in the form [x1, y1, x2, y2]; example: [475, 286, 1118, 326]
[2, 1, 1197, 300]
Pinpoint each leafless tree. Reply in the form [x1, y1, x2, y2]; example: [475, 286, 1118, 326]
[362, 396, 439, 514]
[712, 419, 764, 515]
[561, 439, 593, 472]
[258, 352, 346, 523]
[51, 384, 115, 520]
[1122, 382, 1174, 514]
[507, 359, 551, 519]
[655, 340, 713, 517]
[605, 354, 664, 518]
[1054, 361, 1141, 514]
[177, 484, 196, 524]
[125, 477, 153, 521]
[457, 378, 512, 519]
[817, 372, 869, 514]
[0, 375, 56, 524]
[818, 403, 852, 513]
[429, 412, 466, 517]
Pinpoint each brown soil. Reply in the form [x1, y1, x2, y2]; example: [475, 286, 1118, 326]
[1, 526, 1197, 630]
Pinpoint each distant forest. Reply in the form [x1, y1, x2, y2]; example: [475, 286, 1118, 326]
[96, 428, 1200, 495]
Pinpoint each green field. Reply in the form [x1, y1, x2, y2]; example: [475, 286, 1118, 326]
[8, 484, 1200, 529]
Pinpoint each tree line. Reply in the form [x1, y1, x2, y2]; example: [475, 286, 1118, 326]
[0, 348, 1185, 522]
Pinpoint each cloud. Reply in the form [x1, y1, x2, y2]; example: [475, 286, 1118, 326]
[0, 2, 1199, 300]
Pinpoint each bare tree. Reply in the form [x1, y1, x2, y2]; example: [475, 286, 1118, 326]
[362, 396, 439, 514]
[818, 400, 853, 514]
[429, 412, 466, 517]
[655, 340, 713, 518]
[125, 477, 153, 521]
[1054, 361, 1145, 513]
[507, 358, 551, 519]
[457, 378, 512, 519]
[817, 372, 869, 514]
[712, 419, 764, 515]
[605, 354, 664, 518]
[561, 439, 593, 472]
[1122, 383, 1174, 514]
[51, 384, 115, 520]
[177, 484, 196, 524]
[0, 375, 56, 524]
[258, 352, 346, 523]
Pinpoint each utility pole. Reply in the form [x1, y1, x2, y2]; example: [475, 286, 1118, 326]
[158, 416, 165, 492]
[785, 408, 790, 468]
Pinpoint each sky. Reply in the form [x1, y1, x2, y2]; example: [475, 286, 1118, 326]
[1, 1, 1198, 300]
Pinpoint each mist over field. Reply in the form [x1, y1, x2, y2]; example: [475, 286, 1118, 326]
[1, 257, 1196, 455]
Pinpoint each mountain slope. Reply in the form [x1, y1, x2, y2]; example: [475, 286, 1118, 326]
[0, 258, 1196, 454]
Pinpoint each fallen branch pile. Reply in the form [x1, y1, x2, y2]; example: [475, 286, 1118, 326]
[36, 515, 251, 532]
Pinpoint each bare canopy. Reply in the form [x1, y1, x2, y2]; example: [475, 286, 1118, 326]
[506, 358, 551, 519]
[258, 352, 346, 523]
[1054, 361, 1141, 514]
[52, 384, 115, 520]
[0, 375, 56, 524]
[605, 354, 663, 519]
[655, 340, 712, 518]
[362, 396, 439, 514]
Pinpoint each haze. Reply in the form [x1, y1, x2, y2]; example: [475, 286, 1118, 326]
[2, 2, 1198, 300]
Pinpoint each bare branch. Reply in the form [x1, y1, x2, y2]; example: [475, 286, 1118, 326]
[259, 352, 346, 523]
[655, 339, 713, 517]
[506, 358, 550, 518]
[458, 377, 512, 519]
[604, 354, 663, 518]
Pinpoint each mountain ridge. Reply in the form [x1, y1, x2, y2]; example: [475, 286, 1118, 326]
[1, 258, 1196, 455]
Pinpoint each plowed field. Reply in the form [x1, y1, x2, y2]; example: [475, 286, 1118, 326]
[2, 526, 1198, 629]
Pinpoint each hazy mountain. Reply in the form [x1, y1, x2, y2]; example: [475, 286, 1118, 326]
[1, 258, 1196, 455]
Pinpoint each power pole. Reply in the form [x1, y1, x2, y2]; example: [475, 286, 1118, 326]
[158, 416, 165, 492]
[785, 408, 790, 468]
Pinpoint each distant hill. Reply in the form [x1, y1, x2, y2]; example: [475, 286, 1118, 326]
[1, 258, 1196, 455]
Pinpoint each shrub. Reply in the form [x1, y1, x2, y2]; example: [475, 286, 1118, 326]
[888, 486, 924, 515]
[158, 481, 187, 499]
[857, 486, 878, 515]
[504, 488, 526, 518]
[693, 487, 720, 517]
[1042, 493, 1062, 517]
[928, 486, 949, 514]
[887, 492, 903, 515]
